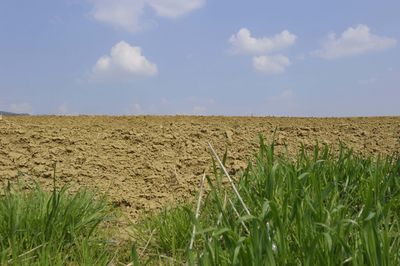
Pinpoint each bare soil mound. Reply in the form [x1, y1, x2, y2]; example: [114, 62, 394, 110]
[1, 116, 399, 219]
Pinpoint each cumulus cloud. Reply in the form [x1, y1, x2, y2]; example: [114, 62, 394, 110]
[229, 28, 296, 74]
[89, 0, 204, 32]
[92, 41, 157, 80]
[89, 0, 145, 32]
[147, 0, 204, 18]
[252, 55, 291, 74]
[312, 24, 397, 59]
[229, 28, 297, 55]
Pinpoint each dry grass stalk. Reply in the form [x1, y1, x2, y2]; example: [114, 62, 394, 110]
[208, 143, 251, 216]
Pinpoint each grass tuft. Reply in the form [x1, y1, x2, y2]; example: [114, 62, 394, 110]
[133, 136, 400, 265]
[0, 178, 113, 265]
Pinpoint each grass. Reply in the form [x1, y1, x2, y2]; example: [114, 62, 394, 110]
[133, 136, 400, 265]
[0, 172, 114, 265]
[132, 204, 194, 264]
[1, 136, 399, 265]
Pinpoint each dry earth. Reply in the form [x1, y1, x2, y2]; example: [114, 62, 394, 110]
[1, 116, 399, 219]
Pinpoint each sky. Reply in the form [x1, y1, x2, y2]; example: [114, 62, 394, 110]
[0, 0, 399, 116]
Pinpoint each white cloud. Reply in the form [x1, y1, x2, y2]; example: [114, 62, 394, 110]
[312, 24, 397, 59]
[147, 0, 204, 18]
[92, 41, 157, 80]
[89, 0, 204, 32]
[252, 55, 291, 74]
[229, 28, 297, 55]
[89, 0, 146, 32]
[229, 28, 296, 74]
[9, 103, 33, 114]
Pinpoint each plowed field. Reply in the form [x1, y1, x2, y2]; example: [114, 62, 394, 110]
[1, 116, 399, 219]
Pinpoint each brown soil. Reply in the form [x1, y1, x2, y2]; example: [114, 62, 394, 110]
[1, 116, 399, 219]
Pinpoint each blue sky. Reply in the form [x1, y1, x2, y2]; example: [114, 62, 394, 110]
[0, 0, 399, 116]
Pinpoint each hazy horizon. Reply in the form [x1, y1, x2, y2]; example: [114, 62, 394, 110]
[1, 1, 399, 117]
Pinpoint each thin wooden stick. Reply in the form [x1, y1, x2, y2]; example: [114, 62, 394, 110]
[189, 171, 206, 250]
[208, 143, 251, 216]
[140, 228, 156, 257]
[228, 198, 250, 234]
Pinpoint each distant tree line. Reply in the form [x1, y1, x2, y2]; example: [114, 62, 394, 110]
[0, 111, 30, 116]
